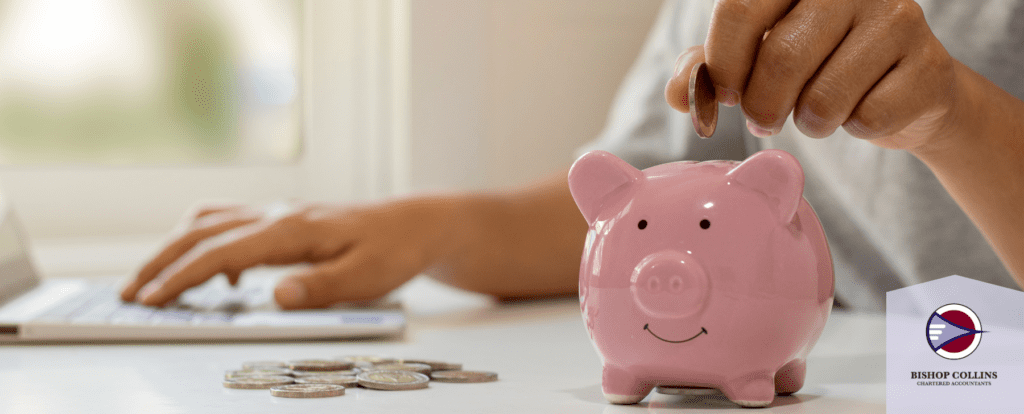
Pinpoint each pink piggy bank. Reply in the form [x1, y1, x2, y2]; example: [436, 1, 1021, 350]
[568, 149, 833, 408]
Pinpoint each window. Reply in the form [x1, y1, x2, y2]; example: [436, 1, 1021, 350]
[0, 0, 302, 165]
[0, 0, 410, 242]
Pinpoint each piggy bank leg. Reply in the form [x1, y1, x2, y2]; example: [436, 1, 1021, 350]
[721, 371, 775, 408]
[602, 365, 651, 405]
[774, 359, 806, 396]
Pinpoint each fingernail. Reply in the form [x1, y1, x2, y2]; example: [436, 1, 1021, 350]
[673, 50, 695, 76]
[716, 86, 739, 107]
[746, 118, 774, 138]
[275, 281, 307, 307]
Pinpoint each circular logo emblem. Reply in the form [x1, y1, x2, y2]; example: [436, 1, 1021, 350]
[927, 304, 984, 360]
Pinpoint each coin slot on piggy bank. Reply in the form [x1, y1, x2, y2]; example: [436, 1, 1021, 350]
[568, 149, 834, 408]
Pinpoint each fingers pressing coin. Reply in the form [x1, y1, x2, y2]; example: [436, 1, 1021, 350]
[689, 62, 718, 138]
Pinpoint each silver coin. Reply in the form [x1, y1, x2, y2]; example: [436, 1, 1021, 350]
[429, 370, 498, 383]
[688, 62, 718, 138]
[364, 363, 432, 375]
[400, 359, 462, 372]
[241, 360, 286, 370]
[225, 368, 292, 379]
[270, 384, 345, 398]
[292, 369, 360, 378]
[288, 359, 354, 372]
[357, 370, 430, 391]
[655, 385, 720, 396]
[295, 375, 359, 386]
[340, 355, 398, 364]
[223, 375, 294, 389]
[338, 355, 398, 369]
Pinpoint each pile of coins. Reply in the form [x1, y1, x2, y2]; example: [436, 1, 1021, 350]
[222, 356, 498, 398]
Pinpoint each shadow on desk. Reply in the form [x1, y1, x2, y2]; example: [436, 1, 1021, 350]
[563, 381, 886, 413]
[647, 394, 818, 410]
[562, 383, 820, 410]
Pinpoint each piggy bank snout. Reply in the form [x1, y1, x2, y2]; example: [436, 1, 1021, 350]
[630, 252, 708, 318]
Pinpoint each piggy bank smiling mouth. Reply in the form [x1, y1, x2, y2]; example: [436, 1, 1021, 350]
[643, 324, 708, 343]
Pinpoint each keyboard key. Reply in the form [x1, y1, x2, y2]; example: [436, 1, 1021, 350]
[109, 304, 154, 325]
[69, 300, 121, 324]
[191, 312, 234, 325]
[233, 312, 346, 326]
[148, 309, 194, 325]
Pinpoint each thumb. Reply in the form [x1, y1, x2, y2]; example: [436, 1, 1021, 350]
[664, 44, 707, 114]
[273, 250, 390, 309]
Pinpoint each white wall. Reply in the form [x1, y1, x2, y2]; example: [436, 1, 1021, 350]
[408, 0, 663, 192]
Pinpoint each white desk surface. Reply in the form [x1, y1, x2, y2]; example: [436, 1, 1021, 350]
[0, 276, 885, 414]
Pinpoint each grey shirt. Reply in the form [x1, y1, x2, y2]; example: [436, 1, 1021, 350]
[578, 0, 1022, 311]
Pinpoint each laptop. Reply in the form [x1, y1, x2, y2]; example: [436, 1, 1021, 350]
[0, 206, 405, 342]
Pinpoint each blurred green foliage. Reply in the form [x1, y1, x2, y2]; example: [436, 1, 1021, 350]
[0, 0, 298, 165]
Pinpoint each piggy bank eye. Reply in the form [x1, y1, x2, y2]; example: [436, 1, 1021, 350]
[638, 220, 648, 230]
[699, 219, 711, 229]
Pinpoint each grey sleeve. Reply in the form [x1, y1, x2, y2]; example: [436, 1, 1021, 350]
[575, 0, 747, 170]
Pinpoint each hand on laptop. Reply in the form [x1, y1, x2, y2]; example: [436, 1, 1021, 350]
[120, 198, 468, 309]
[122, 168, 586, 309]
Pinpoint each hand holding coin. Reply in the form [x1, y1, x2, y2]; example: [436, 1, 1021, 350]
[688, 62, 717, 137]
[665, 0, 962, 152]
[665, 48, 718, 138]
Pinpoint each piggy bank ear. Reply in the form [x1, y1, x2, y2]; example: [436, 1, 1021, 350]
[726, 149, 805, 224]
[568, 150, 643, 224]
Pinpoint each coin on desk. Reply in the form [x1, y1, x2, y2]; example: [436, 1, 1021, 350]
[655, 385, 720, 396]
[270, 384, 346, 398]
[429, 370, 498, 383]
[223, 376, 295, 389]
[364, 363, 432, 375]
[241, 360, 286, 370]
[292, 369, 360, 378]
[288, 359, 354, 371]
[400, 359, 462, 372]
[357, 370, 430, 390]
[338, 355, 398, 368]
[225, 368, 292, 379]
[295, 375, 359, 386]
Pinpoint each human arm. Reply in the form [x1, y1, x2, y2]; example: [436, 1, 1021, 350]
[119, 169, 587, 309]
[430, 169, 587, 298]
[908, 64, 1024, 285]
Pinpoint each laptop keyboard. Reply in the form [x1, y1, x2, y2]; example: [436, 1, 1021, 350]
[34, 282, 269, 326]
